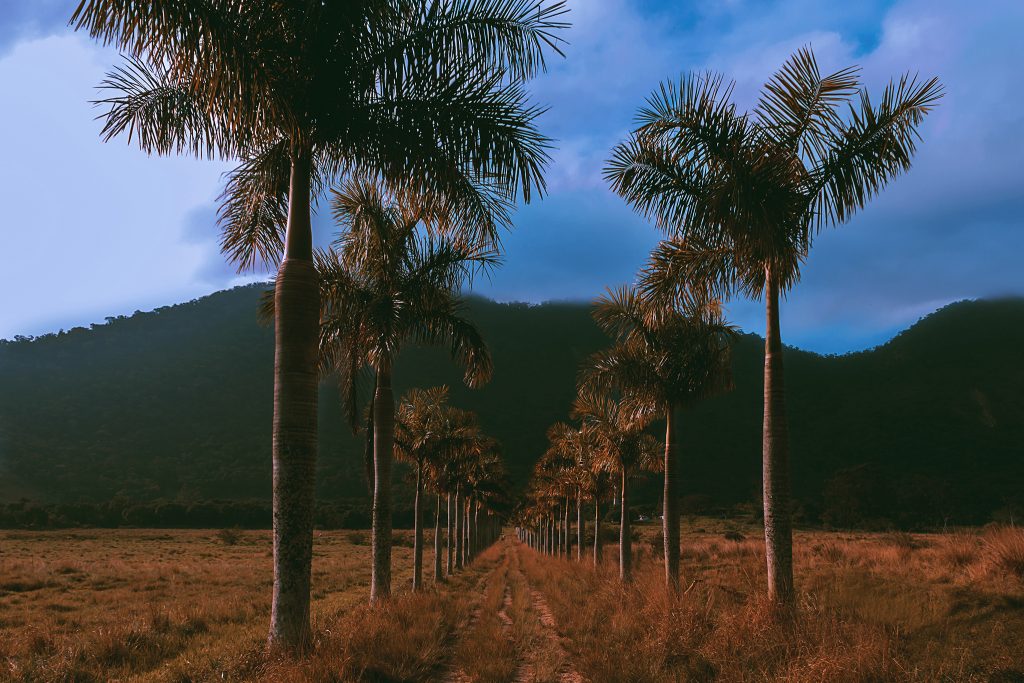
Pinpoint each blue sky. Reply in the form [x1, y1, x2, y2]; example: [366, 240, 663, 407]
[0, 0, 1022, 353]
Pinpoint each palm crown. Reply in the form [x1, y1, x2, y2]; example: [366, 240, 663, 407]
[74, 0, 570, 267]
[606, 46, 942, 298]
[585, 283, 735, 415]
[316, 180, 496, 426]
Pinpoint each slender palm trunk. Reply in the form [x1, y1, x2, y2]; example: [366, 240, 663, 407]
[576, 490, 583, 562]
[268, 149, 318, 651]
[412, 460, 424, 591]
[763, 269, 794, 606]
[564, 495, 571, 559]
[663, 405, 681, 592]
[370, 364, 394, 603]
[473, 498, 480, 556]
[466, 499, 473, 565]
[434, 493, 443, 583]
[454, 486, 463, 569]
[619, 468, 631, 582]
[594, 497, 602, 567]
[446, 493, 453, 575]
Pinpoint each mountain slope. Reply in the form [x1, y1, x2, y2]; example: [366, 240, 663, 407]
[1, 287, 1022, 526]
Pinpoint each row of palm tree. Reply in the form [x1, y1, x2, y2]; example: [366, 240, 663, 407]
[74, 0, 569, 650]
[396, 386, 506, 591]
[516, 279, 733, 584]
[518, 47, 941, 608]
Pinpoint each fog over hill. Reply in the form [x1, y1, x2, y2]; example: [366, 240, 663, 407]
[1, 285, 1022, 528]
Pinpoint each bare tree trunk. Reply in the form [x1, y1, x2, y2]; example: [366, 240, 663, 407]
[434, 493, 443, 583]
[268, 149, 318, 651]
[446, 493, 453, 575]
[663, 405, 681, 592]
[763, 268, 795, 607]
[576, 490, 583, 562]
[594, 497, 602, 567]
[619, 468, 631, 582]
[370, 364, 394, 603]
[412, 460, 424, 591]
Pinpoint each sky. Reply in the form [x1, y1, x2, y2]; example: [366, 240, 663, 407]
[0, 1, 1022, 354]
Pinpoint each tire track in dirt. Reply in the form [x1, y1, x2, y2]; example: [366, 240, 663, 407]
[441, 570, 491, 683]
[507, 541, 585, 683]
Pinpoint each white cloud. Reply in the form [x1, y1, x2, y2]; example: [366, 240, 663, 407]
[0, 33, 231, 337]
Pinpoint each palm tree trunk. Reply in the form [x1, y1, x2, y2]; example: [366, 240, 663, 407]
[619, 468, 631, 582]
[412, 460, 424, 591]
[564, 495, 571, 559]
[663, 405, 681, 592]
[594, 497, 602, 567]
[576, 490, 583, 562]
[434, 493, 443, 583]
[763, 268, 795, 606]
[466, 499, 473, 565]
[454, 486, 463, 569]
[268, 149, 318, 651]
[473, 497, 480, 555]
[446, 493, 453, 575]
[370, 364, 394, 603]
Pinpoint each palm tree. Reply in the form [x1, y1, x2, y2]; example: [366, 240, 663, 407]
[605, 47, 941, 606]
[316, 181, 494, 603]
[74, 0, 567, 649]
[573, 388, 660, 582]
[585, 284, 735, 590]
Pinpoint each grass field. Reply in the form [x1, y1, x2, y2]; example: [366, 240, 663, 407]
[1, 523, 1022, 682]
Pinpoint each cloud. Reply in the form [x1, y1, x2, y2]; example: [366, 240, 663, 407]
[0, 0, 75, 56]
[0, 33, 230, 338]
[0, 0, 1021, 354]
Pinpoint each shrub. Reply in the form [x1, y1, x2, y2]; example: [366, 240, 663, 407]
[215, 528, 241, 546]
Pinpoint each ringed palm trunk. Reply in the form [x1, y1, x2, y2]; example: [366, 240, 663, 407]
[454, 486, 463, 569]
[412, 461, 424, 591]
[763, 268, 795, 607]
[619, 468, 631, 582]
[576, 490, 583, 562]
[564, 495, 571, 559]
[593, 496, 602, 567]
[268, 149, 318, 651]
[473, 498, 480, 555]
[434, 493, 443, 583]
[370, 364, 394, 603]
[446, 493, 453, 575]
[663, 405, 681, 592]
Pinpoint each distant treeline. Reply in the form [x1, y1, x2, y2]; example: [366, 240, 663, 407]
[0, 499, 419, 531]
[2, 286, 1023, 529]
[4, 483, 1019, 531]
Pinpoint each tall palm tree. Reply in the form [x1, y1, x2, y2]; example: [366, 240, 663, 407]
[316, 181, 494, 603]
[605, 47, 941, 606]
[74, 0, 567, 649]
[585, 284, 735, 590]
[573, 388, 660, 582]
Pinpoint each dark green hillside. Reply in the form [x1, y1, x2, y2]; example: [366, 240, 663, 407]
[1, 286, 1022, 527]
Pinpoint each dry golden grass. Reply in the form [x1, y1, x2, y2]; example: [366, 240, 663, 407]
[2, 524, 1022, 682]
[519, 522, 1024, 682]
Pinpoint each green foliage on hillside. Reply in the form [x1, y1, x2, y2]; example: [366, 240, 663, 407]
[1, 285, 1022, 528]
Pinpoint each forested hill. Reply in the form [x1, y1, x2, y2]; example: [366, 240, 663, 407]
[1, 285, 1022, 527]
